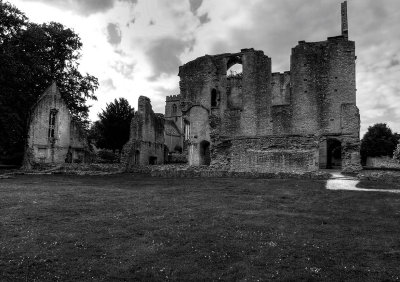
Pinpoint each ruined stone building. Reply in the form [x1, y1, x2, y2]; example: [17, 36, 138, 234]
[178, 1, 361, 172]
[122, 96, 165, 168]
[164, 95, 184, 153]
[25, 82, 88, 165]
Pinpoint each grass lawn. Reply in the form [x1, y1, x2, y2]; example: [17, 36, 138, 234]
[0, 174, 399, 281]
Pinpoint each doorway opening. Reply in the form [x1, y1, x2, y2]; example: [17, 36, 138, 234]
[134, 150, 140, 165]
[327, 139, 342, 169]
[320, 138, 342, 169]
[199, 140, 211, 165]
[149, 156, 157, 165]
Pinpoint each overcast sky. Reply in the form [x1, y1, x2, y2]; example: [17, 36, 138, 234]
[8, 0, 400, 136]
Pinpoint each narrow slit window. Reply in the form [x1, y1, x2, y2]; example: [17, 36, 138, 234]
[211, 89, 218, 107]
[48, 109, 57, 138]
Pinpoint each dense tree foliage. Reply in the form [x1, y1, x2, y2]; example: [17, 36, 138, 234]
[90, 98, 134, 153]
[0, 0, 98, 164]
[360, 123, 399, 164]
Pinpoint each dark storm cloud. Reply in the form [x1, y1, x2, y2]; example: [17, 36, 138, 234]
[388, 59, 399, 68]
[106, 23, 122, 46]
[198, 13, 210, 25]
[146, 37, 194, 81]
[189, 0, 202, 15]
[21, 0, 137, 15]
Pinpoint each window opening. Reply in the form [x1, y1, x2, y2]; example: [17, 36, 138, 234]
[48, 109, 58, 138]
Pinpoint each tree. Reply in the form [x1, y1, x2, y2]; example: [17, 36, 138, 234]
[360, 123, 399, 164]
[92, 98, 134, 153]
[0, 1, 98, 164]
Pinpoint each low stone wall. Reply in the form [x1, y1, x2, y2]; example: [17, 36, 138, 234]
[126, 164, 330, 180]
[228, 136, 319, 173]
[358, 170, 400, 183]
[366, 156, 400, 169]
[167, 153, 187, 164]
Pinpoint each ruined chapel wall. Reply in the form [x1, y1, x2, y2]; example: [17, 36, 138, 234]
[27, 84, 87, 164]
[28, 95, 71, 150]
[123, 96, 165, 168]
[135, 96, 164, 144]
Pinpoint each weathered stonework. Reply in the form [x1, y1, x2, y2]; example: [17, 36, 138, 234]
[122, 96, 166, 170]
[178, 1, 361, 173]
[24, 82, 88, 167]
[164, 94, 184, 153]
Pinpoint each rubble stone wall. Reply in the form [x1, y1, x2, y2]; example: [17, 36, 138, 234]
[26, 83, 87, 165]
[122, 96, 165, 169]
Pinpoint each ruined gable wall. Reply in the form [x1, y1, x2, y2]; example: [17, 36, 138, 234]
[122, 96, 165, 168]
[27, 84, 86, 164]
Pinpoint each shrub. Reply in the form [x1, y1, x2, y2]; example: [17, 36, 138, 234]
[96, 150, 120, 163]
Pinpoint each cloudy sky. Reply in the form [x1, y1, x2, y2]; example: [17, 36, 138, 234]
[8, 0, 400, 136]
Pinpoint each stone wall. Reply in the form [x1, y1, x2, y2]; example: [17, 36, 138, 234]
[366, 156, 400, 169]
[25, 82, 87, 166]
[271, 72, 291, 106]
[122, 96, 165, 169]
[176, 2, 361, 173]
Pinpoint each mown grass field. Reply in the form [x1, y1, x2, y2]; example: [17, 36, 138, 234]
[0, 174, 399, 281]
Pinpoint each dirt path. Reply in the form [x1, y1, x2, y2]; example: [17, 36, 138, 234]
[326, 171, 400, 193]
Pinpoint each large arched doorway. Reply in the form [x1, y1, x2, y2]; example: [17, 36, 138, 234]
[199, 140, 211, 165]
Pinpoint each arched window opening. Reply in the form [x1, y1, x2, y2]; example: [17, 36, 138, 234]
[227, 63, 243, 77]
[211, 88, 218, 107]
[172, 104, 177, 115]
[227, 55, 243, 78]
[184, 120, 190, 140]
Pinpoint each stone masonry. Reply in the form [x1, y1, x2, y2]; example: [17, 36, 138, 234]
[24, 82, 88, 166]
[178, 1, 361, 173]
[122, 96, 165, 169]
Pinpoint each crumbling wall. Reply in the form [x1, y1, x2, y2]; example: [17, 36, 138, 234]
[290, 37, 356, 135]
[26, 83, 87, 165]
[229, 136, 319, 173]
[271, 72, 291, 106]
[122, 96, 165, 169]
[177, 9, 361, 173]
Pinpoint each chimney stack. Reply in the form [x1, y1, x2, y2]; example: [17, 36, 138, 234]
[341, 1, 349, 39]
